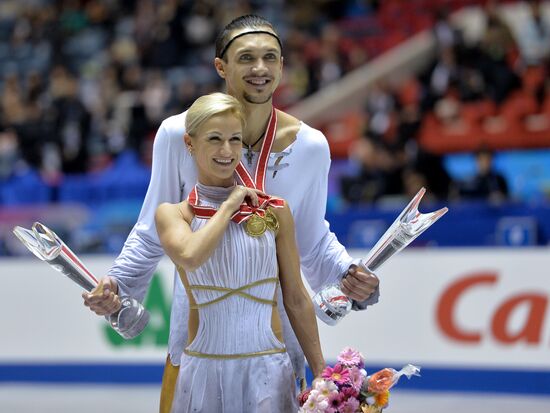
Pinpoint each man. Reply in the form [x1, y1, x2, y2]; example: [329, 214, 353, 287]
[83, 15, 379, 412]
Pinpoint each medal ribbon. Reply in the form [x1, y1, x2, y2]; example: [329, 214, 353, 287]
[235, 107, 277, 192]
[187, 185, 284, 224]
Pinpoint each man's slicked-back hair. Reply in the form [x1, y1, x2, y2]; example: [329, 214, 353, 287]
[215, 14, 281, 60]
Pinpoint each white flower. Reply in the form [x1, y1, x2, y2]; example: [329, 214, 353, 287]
[301, 389, 329, 412]
[313, 378, 338, 398]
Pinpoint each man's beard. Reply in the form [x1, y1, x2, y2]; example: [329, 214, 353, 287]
[243, 92, 273, 104]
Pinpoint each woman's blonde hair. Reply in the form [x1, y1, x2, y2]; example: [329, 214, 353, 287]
[185, 93, 245, 136]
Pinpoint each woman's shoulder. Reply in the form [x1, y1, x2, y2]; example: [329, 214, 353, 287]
[270, 199, 292, 224]
[156, 201, 193, 224]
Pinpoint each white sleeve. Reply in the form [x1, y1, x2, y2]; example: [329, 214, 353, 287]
[291, 134, 354, 293]
[107, 120, 186, 302]
[292, 130, 379, 309]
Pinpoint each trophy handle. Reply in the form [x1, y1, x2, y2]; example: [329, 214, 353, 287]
[12, 222, 150, 339]
[313, 187, 448, 325]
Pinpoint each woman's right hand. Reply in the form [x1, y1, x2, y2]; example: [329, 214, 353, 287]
[223, 185, 266, 213]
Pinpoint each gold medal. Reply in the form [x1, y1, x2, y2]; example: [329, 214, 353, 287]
[245, 214, 267, 237]
[264, 209, 279, 233]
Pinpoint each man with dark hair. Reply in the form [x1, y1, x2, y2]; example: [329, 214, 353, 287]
[83, 15, 380, 412]
[215, 14, 282, 60]
[459, 147, 509, 202]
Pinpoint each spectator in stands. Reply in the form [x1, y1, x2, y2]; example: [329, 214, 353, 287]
[459, 147, 509, 202]
[477, 3, 521, 105]
[425, 47, 459, 109]
[341, 135, 404, 203]
[0, 128, 23, 180]
[516, 0, 550, 66]
[307, 24, 346, 92]
[49, 66, 92, 174]
[433, 7, 460, 50]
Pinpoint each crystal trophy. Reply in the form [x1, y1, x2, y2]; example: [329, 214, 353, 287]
[12, 222, 149, 339]
[313, 187, 448, 325]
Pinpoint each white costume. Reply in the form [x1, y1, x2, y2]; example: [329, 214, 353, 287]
[108, 111, 378, 378]
[170, 183, 298, 412]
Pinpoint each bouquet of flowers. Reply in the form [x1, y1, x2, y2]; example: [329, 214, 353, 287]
[298, 347, 420, 413]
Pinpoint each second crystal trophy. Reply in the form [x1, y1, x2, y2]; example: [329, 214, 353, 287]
[12, 222, 149, 339]
[313, 187, 448, 325]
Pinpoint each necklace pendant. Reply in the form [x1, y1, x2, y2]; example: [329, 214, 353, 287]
[246, 147, 253, 165]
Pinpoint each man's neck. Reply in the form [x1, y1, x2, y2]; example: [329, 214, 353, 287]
[242, 102, 274, 146]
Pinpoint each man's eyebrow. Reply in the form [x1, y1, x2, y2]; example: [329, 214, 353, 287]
[235, 47, 281, 54]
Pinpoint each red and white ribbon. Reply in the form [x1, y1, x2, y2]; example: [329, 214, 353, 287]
[234, 107, 277, 192]
[188, 185, 284, 224]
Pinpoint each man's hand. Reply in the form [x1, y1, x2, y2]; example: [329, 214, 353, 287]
[82, 276, 121, 316]
[340, 264, 379, 302]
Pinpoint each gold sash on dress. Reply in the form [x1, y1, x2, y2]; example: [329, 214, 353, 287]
[185, 277, 286, 359]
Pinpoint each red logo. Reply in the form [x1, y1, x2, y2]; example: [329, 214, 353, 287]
[436, 272, 548, 344]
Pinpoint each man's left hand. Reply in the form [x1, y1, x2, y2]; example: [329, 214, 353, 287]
[340, 264, 379, 302]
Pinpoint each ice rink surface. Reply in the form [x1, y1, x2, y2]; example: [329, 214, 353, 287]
[1, 384, 550, 413]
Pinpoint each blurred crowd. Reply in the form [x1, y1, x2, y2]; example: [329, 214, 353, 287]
[0, 0, 383, 190]
[0, 0, 548, 208]
[340, 0, 549, 205]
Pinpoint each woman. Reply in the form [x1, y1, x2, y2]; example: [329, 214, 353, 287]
[155, 93, 325, 412]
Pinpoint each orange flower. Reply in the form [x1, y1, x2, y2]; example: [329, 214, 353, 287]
[374, 390, 390, 407]
[368, 368, 397, 393]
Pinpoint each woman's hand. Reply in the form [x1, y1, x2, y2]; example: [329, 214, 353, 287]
[222, 185, 266, 213]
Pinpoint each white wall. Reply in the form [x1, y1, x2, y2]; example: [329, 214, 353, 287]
[2, 248, 549, 371]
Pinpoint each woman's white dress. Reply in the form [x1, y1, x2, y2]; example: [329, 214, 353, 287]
[170, 184, 298, 413]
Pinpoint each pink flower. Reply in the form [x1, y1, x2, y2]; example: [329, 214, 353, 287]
[341, 397, 360, 413]
[348, 367, 365, 391]
[322, 363, 351, 385]
[326, 391, 345, 413]
[341, 385, 359, 400]
[297, 389, 311, 406]
[338, 347, 365, 368]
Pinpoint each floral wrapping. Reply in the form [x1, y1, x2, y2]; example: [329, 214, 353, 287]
[298, 347, 420, 413]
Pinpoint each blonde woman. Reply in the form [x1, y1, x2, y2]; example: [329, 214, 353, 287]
[154, 93, 325, 412]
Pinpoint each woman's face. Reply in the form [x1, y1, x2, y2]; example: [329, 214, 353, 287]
[187, 112, 243, 187]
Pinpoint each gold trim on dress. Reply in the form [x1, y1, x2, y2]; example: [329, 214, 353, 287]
[184, 347, 286, 359]
[188, 277, 279, 309]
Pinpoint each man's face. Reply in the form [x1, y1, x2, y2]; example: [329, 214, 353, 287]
[216, 30, 283, 105]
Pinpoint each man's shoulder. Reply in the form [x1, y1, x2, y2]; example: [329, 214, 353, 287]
[297, 121, 327, 141]
[296, 121, 330, 156]
[158, 111, 188, 139]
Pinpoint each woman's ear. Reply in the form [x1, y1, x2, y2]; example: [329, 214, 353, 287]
[184, 133, 193, 155]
